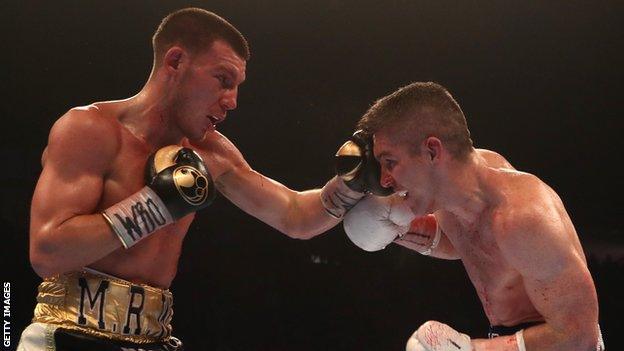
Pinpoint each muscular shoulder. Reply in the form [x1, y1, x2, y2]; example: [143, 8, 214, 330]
[492, 172, 559, 228]
[186, 131, 250, 179]
[45, 105, 120, 171]
[490, 174, 572, 274]
[476, 148, 515, 170]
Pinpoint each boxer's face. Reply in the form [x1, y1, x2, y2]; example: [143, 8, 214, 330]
[172, 40, 246, 140]
[374, 130, 434, 215]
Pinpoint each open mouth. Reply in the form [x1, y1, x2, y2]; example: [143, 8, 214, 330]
[207, 115, 222, 127]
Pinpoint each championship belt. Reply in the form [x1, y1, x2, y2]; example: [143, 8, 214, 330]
[32, 269, 174, 344]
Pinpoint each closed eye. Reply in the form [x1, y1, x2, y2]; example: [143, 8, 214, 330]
[384, 159, 396, 170]
[215, 75, 233, 89]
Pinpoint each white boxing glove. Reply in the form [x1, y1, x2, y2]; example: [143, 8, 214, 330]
[406, 321, 472, 351]
[343, 193, 414, 251]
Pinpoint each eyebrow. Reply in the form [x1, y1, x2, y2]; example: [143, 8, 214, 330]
[216, 65, 245, 85]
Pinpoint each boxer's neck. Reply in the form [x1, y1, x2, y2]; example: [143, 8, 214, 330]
[121, 83, 183, 149]
[434, 151, 491, 226]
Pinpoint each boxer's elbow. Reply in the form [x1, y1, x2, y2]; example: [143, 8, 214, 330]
[30, 258, 57, 279]
[30, 250, 59, 279]
[567, 330, 598, 351]
[574, 326, 599, 351]
[556, 319, 599, 350]
[30, 230, 68, 278]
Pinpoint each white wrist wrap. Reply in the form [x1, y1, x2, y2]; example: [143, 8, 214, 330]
[320, 176, 365, 219]
[102, 186, 174, 248]
[515, 330, 526, 351]
[420, 219, 441, 256]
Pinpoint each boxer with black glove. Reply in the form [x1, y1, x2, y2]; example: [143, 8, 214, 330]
[335, 130, 393, 196]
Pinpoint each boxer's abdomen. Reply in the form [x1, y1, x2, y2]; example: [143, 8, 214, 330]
[88, 215, 192, 289]
[462, 252, 543, 326]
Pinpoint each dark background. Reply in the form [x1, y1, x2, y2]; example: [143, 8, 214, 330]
[3, 1, 623, 350]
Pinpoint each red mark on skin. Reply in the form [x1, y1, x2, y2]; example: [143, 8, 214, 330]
[505, 336, 515, 345]
[536, 286, 550, 302]
[409, 215, 437, 234]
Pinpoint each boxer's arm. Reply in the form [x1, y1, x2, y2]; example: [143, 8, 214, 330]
[189, 132, 340, 239]
[394, 230, 459, 259]
[29, 109, 122, 277]
[393, 214, 460, 259]
[489, 197, 599, 350]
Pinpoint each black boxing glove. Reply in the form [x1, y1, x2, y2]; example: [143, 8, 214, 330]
[320, 131, 392, 219]
[144, 146, 216, 218]
[335, 130, 393, 196]
[103, 146, 215, 248]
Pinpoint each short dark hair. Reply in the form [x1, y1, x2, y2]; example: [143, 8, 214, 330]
[152, 8, 250, 65]
[357, 82, 473, 159]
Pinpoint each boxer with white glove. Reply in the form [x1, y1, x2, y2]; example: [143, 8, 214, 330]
[406, 321, 527, 351]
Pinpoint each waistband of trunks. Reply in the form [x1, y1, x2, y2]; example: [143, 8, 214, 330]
[32, 268, 174, 344]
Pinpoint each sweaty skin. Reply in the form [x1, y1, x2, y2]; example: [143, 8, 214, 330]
[374, 131, 600, 351]
[29, 40, 340, 289]
[31, 103, 192, 287]
[395, 149, 515, 260]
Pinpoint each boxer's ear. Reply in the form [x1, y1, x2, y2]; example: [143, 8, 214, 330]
[163, 46, 185, 72]
[424, 137, 442, 163]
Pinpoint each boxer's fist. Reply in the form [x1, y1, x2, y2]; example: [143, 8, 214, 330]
[103, 146, 215, 248]
[335, 130, 393, 196]
[343, 194, 414, 251]
[145, 146, 215, 219]
[406, 321, 472, 351]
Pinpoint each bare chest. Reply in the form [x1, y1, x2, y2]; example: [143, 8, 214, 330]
[439, 214, 538, 323]
[100, 141, 150, 208]
[443, 217, 510, 284]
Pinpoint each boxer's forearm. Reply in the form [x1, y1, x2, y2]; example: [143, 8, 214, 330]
[286, 189, 342, 238]
[215, 168, 340, 239]
[395, 231, 460, 259]
[30, 214, 123, 278]
[473, 322, 598, 351]
[472, 335, 520, 351]
[521, 322, 598, 351]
